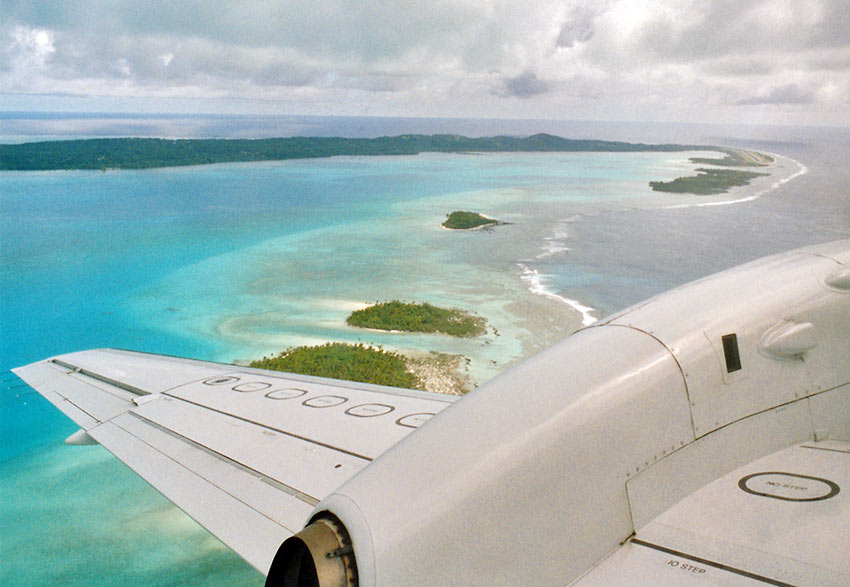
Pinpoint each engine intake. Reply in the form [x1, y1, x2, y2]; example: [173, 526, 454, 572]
[266, 514, 358, 587]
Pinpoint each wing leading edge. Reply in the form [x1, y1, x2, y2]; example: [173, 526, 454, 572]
[12, 349, 457, 573]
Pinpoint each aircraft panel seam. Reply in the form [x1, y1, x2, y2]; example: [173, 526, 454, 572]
[113, 413, 318, 522]
[54, 393, 102, 425]
[602, 323, 697, 439]
[630, 538, 793, 586]
[124, 410, 321, 506]
[160, 392, 375, 462]
[691, 383, 847, 442]
[800, 444, 850, 454]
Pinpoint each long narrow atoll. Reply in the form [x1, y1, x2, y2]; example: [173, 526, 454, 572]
[1, 133, 716, 171]
[689, 148, 774, 167]
[346, 300, 487, 337]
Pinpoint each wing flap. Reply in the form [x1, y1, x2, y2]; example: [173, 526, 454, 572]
[46, 372, 136, 423]
[110, 412, 316, 531]
[129, 396, 370, 499]
[88, 420, 294, 573]
[40, 387, 100, 430]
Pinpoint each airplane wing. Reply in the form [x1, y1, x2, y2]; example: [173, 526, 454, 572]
[13, 240, 850, 585]
[574, 440, 850, 586]
[12, 349, 457, 573]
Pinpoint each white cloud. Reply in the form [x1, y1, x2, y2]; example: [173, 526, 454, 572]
[1, 1, 848, 125]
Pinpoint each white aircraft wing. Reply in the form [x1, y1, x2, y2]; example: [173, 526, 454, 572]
[12, 349, 457, 573]
[574, 440, 850, 586]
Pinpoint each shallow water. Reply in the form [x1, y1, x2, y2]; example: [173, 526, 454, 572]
[1, 118, 847, 584]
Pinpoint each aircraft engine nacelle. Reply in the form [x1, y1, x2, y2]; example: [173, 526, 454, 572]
[266, 241, 850, 586]
[268, 322, 694, 585]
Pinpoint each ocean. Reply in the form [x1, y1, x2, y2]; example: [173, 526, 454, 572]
[1, 114, 848, 585]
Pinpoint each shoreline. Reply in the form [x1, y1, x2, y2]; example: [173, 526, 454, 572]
[661, 150, 807, 210]
[512, 148, 805, 330]
[147, 148, 802, 395]
[0, 133, 721, 171]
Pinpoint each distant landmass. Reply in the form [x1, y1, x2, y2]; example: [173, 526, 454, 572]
[0, 133, 711, 171]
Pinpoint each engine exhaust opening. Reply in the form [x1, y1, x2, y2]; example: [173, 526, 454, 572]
[266, 513, 358, 587]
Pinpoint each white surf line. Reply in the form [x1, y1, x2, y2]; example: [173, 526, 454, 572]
[536, 223, 573, 259]
[518, 263, 598, 327]
[535, 215, 584, 260]
[661, 151, 808, 210]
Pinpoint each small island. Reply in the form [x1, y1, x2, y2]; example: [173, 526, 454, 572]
[649, 168, 769, 195]
[251, 342, 421, 389]
[250, 342, 470, 394]
[347, 300, 486, 337]
[442, 210, 501, 230]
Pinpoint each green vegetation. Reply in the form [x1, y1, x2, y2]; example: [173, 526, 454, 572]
[0, 133, 713, 171]
[347, 300, 486, 337]
[689, 148, 774, 167]
[250, 342, 421, 389]
[442, 211, 500, 230]
[649, 168, 769, 195]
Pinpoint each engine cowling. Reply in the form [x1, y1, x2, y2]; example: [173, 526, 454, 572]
[267, 514, 358, 587]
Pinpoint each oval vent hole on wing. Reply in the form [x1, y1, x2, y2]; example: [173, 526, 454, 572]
[265, 388, 308, 400]
[345, 403, 395, 418]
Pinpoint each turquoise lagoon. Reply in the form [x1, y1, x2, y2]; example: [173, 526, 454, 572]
[0, 142, 819, 585]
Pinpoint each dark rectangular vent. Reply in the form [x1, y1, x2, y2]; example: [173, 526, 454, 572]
[722, 333, 742, 373]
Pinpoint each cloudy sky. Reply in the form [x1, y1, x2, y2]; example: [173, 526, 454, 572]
[2, 0, 848, 126]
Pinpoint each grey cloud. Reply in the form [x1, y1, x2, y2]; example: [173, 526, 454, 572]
[590, 0, 850, 71]
[1, 0, 498, 100]
[2, 1, 481, 66]
[805, 48, 850, 72]
[556, 6, 600, 48]
[736, 83, 815, 105]
[701, 57, 777, 77]
[493, 71, 549, 98]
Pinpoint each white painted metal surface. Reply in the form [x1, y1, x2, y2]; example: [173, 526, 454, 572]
[578, 441, 850, 586]
[322, 325, 693, 585]
[603, 241, 850, 438]
[12, 350, 456, 573]
[13, 240, 850, 584]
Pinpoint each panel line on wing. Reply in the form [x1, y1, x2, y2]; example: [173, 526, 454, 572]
[800, 444, 850, 454]
[57, 395, 102, 424]
[630, 538, 793, 587]
[51, 358, 149, 396]
[123, 411, 320, 506]
[163, 392, 375, 462]
[111, 413, 318, 524]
